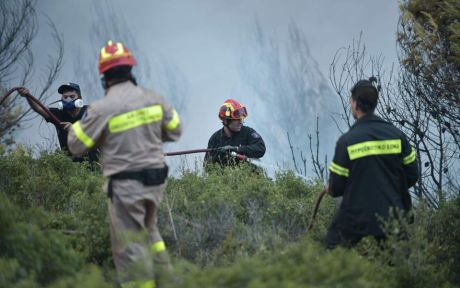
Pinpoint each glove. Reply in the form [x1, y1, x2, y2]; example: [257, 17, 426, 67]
[217, 145, 238, 153]
[60, 122, 72, 131]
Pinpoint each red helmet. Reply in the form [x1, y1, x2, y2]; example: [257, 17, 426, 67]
[218, 99, 248, 121]
[98, 40, 136, 74]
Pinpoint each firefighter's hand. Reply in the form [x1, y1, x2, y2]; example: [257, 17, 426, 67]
[60, 122, 72, 131]
[217, 145, 238, 153]
[325, 185, 331, 195]
[17, 88, 30, 97]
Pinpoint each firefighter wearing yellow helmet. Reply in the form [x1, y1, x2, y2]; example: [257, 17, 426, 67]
[204, 99, 266, 167]
[67, 40, 181, 287]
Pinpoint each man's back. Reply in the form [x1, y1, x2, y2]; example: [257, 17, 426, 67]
[69, 81, 181, 176]
[329, 114, 418, 237]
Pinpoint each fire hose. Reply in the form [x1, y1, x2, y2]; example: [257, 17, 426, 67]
[164, 148, 214, 156]
[4, 87, 328, 232]
[164, 149, 247, 161]
[164, 148, 327, 232]
[1, 88, 251, 155]
[305, 187, 328, 234]
[1, 87, 62, 128]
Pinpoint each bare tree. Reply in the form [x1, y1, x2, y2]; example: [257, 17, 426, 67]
[398, 0, 460, 150]
[240, 20, 337, 173]
[328, 33, 373, 131]
[0, 0, 63, 147]
[153, 58, 189, 118]
[73, 0, 189, 119]
[72, 0, 150, 103]
[287, 117, 327, 181]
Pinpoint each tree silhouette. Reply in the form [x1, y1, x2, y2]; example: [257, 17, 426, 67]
[240, 20, 337, 174]
[0, 0, 63, 148]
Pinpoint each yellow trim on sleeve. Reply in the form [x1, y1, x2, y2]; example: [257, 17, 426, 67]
[164, 109, 180, 131]
[71, 121, 95, 148]
[403, 149, 416, 165]
[329, 161, 349, 177]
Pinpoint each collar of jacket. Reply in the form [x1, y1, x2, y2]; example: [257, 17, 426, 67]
[221, 127, 241, 138]
[105, 80, 133, 96]
[351, 113, 385, 129]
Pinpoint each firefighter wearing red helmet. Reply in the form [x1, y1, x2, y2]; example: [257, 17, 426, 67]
[204, 99, 266, 166]
[67, 40, 181, 287]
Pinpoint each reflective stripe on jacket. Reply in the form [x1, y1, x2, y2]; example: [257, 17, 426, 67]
[67, 81, 181, 176]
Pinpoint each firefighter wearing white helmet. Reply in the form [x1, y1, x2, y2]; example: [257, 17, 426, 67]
[67, 40, 181, 288]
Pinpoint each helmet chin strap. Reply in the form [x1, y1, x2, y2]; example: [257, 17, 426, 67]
[223, 120, 234, 137]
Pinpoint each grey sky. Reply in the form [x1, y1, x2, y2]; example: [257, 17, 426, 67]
[18, 0, 400, 174]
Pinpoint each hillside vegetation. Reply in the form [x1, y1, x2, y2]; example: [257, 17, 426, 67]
[0, 148, 459, 287]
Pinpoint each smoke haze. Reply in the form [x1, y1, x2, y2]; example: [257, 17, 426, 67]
[17, 0, 399, 176]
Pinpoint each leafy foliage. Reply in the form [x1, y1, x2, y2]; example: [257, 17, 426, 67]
[399, 0, 460, 149]
[0, 148, 111, 286]
[429, 197, 460, 283]
[0, 150, 458, 287]
[171, 240, 397, 288]
[161, 166, 335, 266]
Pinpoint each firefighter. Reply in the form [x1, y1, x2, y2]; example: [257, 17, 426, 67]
[67, 40, 181, 287]
[17, 83, 99, 163]
[325, 77, 419, 249]
[204, 99, 265, 167]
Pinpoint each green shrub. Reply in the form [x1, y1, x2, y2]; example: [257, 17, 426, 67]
[0, 149, 458, 287]
[160, 165, 335, 266]
[430, 197, 460, 284]
[0, 148, 101, 211]
[48, 265, 112, 288]
[169, 239, 396, 288]
[0, 149, 112, 285]
[0, 191, 83, 286]
[356, 207, 455, 288]
[0, 149, 111, 266]
[0, 258, 37, 288]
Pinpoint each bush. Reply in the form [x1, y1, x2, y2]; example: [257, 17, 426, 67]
[169, 239, 396, 288]
[0, 149, 112, 286]
[355, 205, 456, 288]
[0, 148, 111, 266]
[48, 265, 112, 288]
[160, 165, 335, 266]
[0, 191, 83, 286]
[0, 149, 459, 287]
[430, 197, 460, 284]
[0, 258, 37, 288]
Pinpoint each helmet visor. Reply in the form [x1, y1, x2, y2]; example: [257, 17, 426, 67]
[231, 106, 247, 119]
